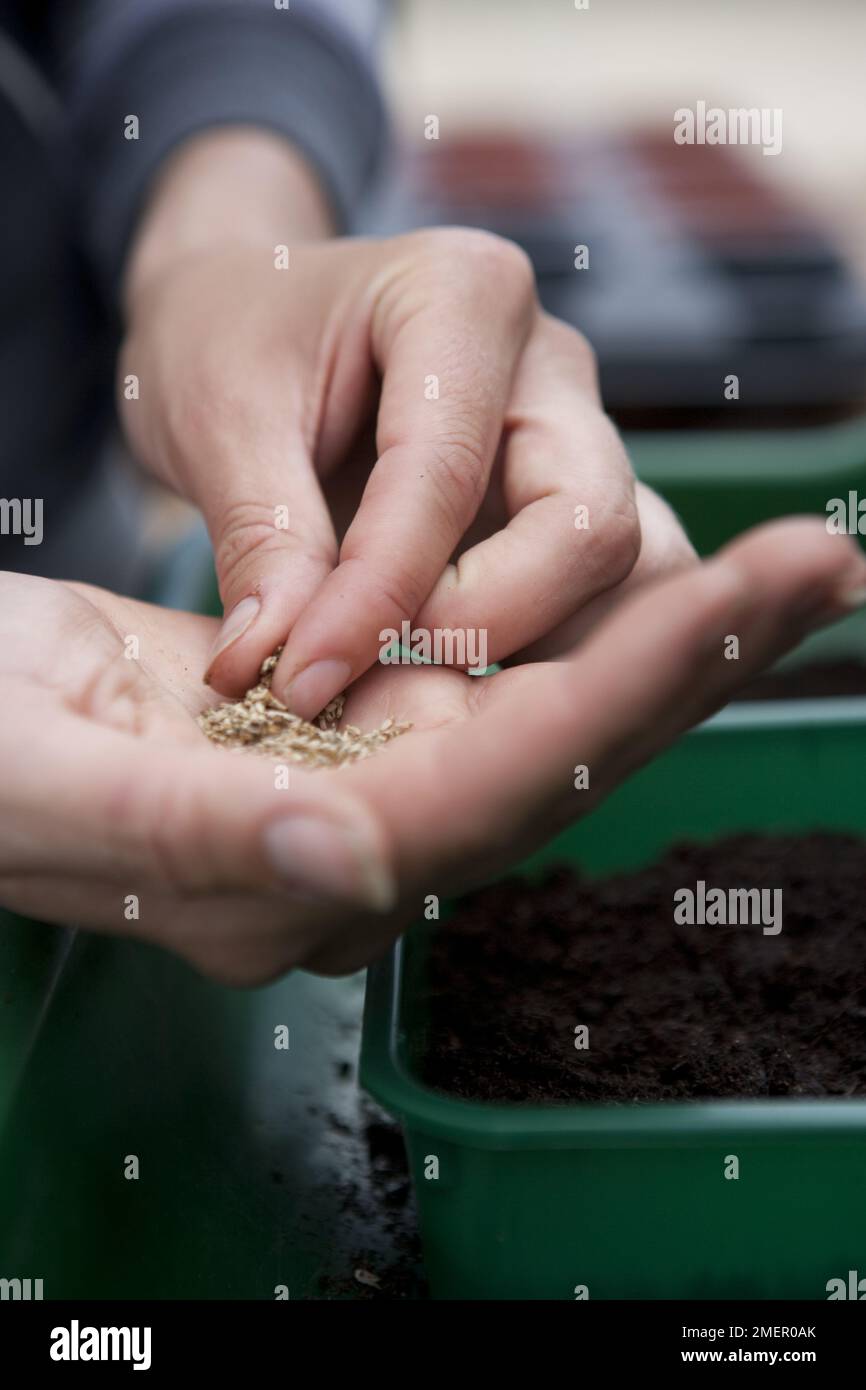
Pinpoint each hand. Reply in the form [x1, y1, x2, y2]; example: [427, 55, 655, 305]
[119, 130, 693, 721]
[1, 518, 861, 985]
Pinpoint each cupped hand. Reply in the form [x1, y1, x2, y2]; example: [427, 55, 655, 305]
[1, 518, 862, 985]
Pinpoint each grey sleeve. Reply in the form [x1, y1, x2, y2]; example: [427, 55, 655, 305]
[51, 0, 388, 294]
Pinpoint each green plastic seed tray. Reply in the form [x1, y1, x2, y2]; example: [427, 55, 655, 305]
[628, 412, 866, 555]
[361, 696, 866, 1300]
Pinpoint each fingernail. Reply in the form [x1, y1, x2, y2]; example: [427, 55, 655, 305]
[284, 659, 352, 719]
[837, 584, 866, 609]
[262, 814, 396, 911]
[205, 596, 260, 675]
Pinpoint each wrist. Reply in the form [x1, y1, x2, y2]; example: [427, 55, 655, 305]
[123, 127, 336, 314]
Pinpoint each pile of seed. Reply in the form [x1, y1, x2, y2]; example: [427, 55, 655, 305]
[198, 650, 410, 768]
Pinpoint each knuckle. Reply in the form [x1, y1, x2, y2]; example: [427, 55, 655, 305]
[337, 550, 425, 622]
[217, 500, 280, 577]
[571, 417, 641, 583]
[416, 227, 536, 296]
[368, 563, 426, 624]
[215, 500, 328, 601]
[633, 484, 698, 583]
[601, 500, 643, 583]
[460, 229, 534, 285]
[567, 325, 598, 373]
[540, 312, 599, 376]
[425, 434, 489, 533]
[576, 487, 641, 588]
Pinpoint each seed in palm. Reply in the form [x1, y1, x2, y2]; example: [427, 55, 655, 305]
[198, 649, 410, 767]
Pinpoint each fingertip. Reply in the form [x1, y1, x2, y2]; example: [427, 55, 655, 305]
[280, 658, 353, 719]
[204, 605, 292, 697]
[204, 636, 265, 696]
[718, 516, 866, 608]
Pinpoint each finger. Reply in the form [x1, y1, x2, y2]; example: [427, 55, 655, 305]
[272, 229, 537, 718]
[338, 520, 866, 887]
[513, 481, 697, 663]
[202, 443, 339, 697]
[415, 315, 641, 662]
[0, 702, 395, 912]
[547, 519, 866, 796]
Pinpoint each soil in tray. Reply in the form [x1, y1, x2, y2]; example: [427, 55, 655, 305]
[420, 833, 866, 1103]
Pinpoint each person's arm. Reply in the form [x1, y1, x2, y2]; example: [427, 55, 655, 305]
[48, 0, 385, 291]
[123, 127, 336, 301]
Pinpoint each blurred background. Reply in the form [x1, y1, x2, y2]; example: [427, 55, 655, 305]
[374, 0, 866, 430]
[385, 0, 866, 247]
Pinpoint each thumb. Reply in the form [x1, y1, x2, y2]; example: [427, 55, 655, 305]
[3, 702, 395, 915]
[203, 455, 338, 696]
